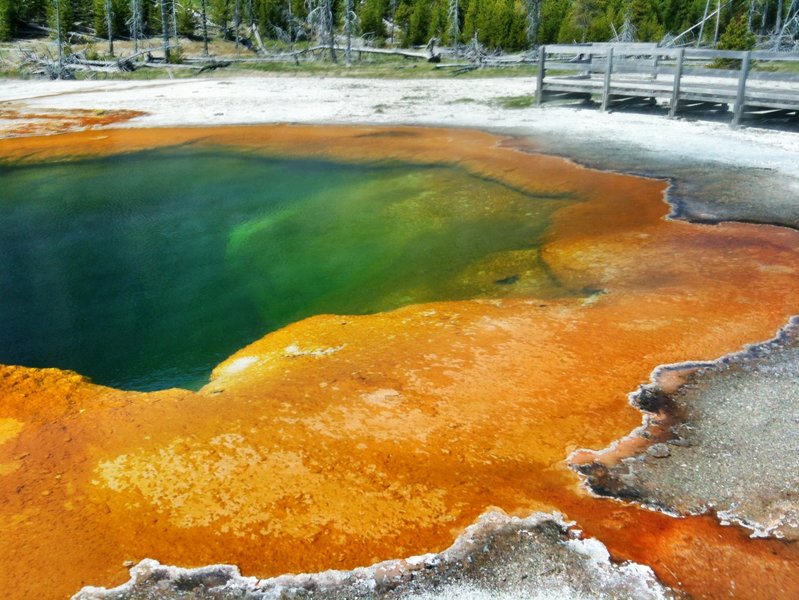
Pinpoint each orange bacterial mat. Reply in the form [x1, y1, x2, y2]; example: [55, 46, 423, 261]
[0, 125, 797, 599]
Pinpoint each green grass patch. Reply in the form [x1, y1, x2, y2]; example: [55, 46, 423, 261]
[752, 60, 799, 74]
[494, 94, 536, 109]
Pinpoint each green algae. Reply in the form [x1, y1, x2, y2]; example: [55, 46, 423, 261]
[0, 147, 578, 391]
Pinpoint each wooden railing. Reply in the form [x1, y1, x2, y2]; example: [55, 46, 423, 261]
[536, 44, 799, 126]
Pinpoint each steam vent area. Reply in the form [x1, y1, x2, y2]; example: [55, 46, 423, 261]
[1, 125, 798, 600]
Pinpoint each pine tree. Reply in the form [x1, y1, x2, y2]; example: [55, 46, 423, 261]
[0, 0, 14, 41]
[360, 0, 387, 39]
[212, 0, 233, 34]
[403, 0, 430, 45]
[49, 0, 75, 40]
[176, 2, 195, 37]
[718, 13, 756, 49]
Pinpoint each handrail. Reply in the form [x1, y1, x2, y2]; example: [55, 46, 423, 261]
[542, 44, 799, 63]
[535, 44, 799, 127]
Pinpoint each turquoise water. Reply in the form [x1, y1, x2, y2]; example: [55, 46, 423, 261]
[0, 148, 576, 391]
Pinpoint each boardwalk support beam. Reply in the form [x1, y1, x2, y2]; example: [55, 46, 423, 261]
[732, 51, 752, 126]
[669, 48, 685, 118]
[536, 46, 546, 106]
[601, 47, 614, 111]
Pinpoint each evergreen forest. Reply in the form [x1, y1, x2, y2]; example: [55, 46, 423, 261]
[0, 0, 795, 52]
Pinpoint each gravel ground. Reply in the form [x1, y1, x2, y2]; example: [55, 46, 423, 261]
[578, 318, 799, 540]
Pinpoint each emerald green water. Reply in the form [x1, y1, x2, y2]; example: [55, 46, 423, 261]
[0, 148, 577, 391]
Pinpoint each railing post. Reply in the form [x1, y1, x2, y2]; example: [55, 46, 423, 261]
[669, 48, 685, 119]
[601, 46, 614, 112]
[536, 46, 546, 106]
[732, 51, 751, 126]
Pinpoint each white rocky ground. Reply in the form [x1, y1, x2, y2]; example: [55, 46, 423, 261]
[74, 512, 675, 600]
[1, 76, 798, 179]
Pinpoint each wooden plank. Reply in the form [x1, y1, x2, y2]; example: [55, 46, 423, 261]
[541, 61, 592, 73]
[545, 44, 601, 56]
[733, 51, 752, 126]
[747, 70, 799, 83]
[744, 99, 799, 110]
[746, 88, 799, 102]
[681, 65, 741, 79]
[538, 91, 593, 102]
[606, 95, 657, 109]
[686, 49, 746, 60]
[544, 44, 799, 63]
[601, 47, 614, 111]
[543, 82, 602, 94]
[670, 48, 685, 118]
[676, 101, 729, 113]
[750, 51, 799, 62]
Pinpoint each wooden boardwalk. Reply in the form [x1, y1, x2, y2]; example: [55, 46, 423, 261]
[536, 44, 799, 126]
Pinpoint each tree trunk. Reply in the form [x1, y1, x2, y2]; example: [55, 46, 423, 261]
[201, 0, 209, 56]
[697, 0, 711, 46]
[130, 0, 140, 54]
[449, 0, 460, 54]
[713, 0, 721, 46]
[159, 0, 170, 62]
[776, 0, 784, 32]
[55, 0, 63, 78]
[288, 0, 293, 51]
[390, 0, 396, 45]
[234, 0, 241, 52]
[171, 0, 179, 52]
[105, 0, 114, 56]
[326, 0, 337, 63]
[345, 0, 352, 66]
[529, 0, 542, 48]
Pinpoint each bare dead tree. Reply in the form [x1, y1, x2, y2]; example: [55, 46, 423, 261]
[54, 0, 64, 77]
[287, 0, 294, 51]
[523, 0, 541, 49]
[201, 0, 209, 55]
[622, 13, 636, 41]
[171, 0, 180, 53]
[697, 0, 711, 45]
[345, 0, 354, 66]
[777, 0, 784, 32]
[129, 0, 142, 54]
[713, 0, 721, 45]
[306, 0, 336, 63]
[325, 0, 336, 63]
[234, 0, 241, 51]
[390, 0, 397, 45]
[774, 0, 799, 48]
[159, 0, 170, 61]
[105, 0, 114, 56]
[449, 0, 460, 55]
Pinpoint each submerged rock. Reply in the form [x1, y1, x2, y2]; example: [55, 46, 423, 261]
[73, 512, 676, 600]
